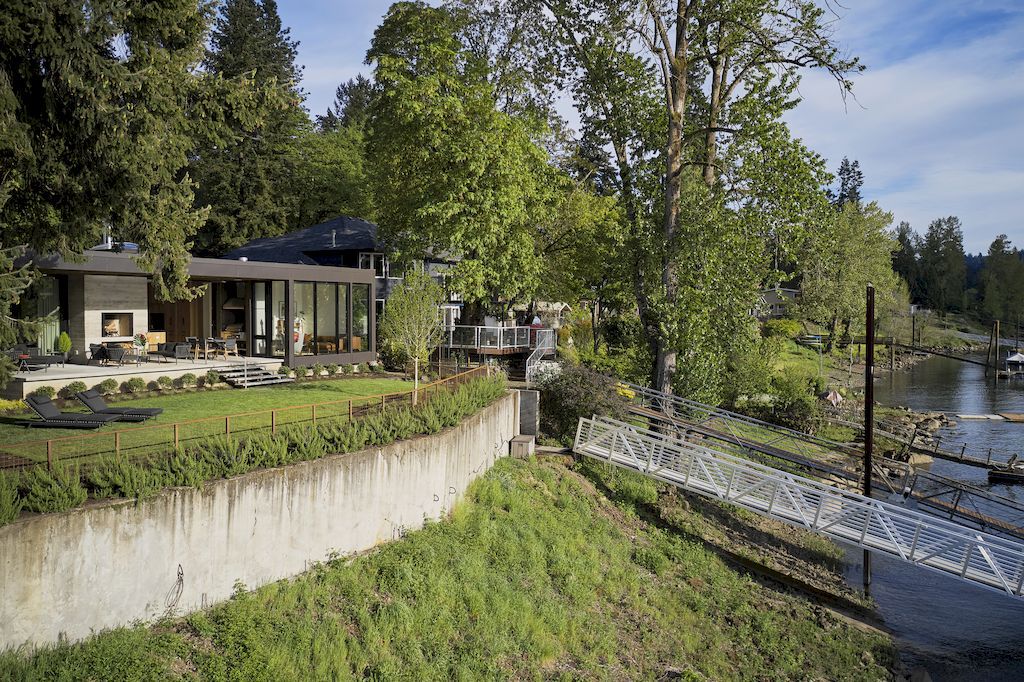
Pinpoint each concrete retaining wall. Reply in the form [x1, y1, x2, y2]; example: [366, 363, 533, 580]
[0, 392, 518, 649]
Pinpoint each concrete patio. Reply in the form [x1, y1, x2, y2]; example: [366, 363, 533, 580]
[6, 356, 284, 399]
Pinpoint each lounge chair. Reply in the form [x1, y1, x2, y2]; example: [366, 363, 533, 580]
[19, 395, 122, 429]
[76, 389, 163, 422]
[151, 342, 190, 363]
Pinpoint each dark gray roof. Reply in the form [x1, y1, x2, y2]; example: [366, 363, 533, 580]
[222, 216, 382, 265]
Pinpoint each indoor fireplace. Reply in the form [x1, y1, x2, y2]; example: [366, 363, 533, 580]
[101, 312, 134, 338]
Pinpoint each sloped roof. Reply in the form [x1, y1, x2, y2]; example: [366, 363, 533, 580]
[222, 216, 381, 265]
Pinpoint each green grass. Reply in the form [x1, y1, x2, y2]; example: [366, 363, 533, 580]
[0, 378, 411, 463]
[0, 458, 895, 680]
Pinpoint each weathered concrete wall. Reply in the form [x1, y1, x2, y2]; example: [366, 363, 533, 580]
[0, 392, 518, 649]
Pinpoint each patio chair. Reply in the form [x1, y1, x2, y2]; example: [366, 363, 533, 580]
[105, 346, 127, 366]
[151, 343, 190, 363]
[89, 344, 109, 364]
[222, 338, 239, 359]
[19, 395, 122, 429]
[76, 389, 163, 422]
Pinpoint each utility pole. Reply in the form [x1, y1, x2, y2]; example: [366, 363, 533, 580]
[864, 284, 875, 596]
[995, 320, 1001, 386]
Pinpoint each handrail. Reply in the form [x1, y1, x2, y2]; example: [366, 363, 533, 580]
[2, 365, 491, 470]
[525, 329, 556, 386]
[442, 325, 547, 350]
[575, 416, 1024, 599]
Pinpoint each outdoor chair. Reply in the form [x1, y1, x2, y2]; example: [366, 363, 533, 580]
[222, 338, 239, 359]
[19, 395, 122, 429]
[76, 389, 163, 422]
[151, 343, 190, 363]
[105, 346, 127, 366]
[89, 344, 109, 364]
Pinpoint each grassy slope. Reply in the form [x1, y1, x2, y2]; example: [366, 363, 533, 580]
[0, 457, 895, 681]
[0, 377, 410, 448]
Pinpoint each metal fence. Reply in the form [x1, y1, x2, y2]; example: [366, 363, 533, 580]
[1, 365, 492, 475]
[575, 416, 1024, 599]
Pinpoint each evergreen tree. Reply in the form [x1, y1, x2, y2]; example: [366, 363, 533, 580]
[830, 157, 864, 209]
[317, 75, 376, 132]
[191, 0, 308, 255]
[980, 236, 1024, 323]
[892, 221, 921, 301]
[919, 216, 966, 313]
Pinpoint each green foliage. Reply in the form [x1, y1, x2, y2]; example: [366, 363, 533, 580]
[341, 363, 354, 375]
[277, 365, 291, 377]
[124, 377, 147, 394]
[86, 457, 163, 501]
[325, 364, 339, 376]
[21, 464, 87, 514]
[371, 362, 385, 374]
[763, 319, 802, 339]
[179, 373, 198, 388]
[205, 370, 222, 386]
[979, 235, 1024, 322]
[919, 216, 966, 313]
[0, 471, 24, 526]
[31, 385, 56, 399]
[378, 270, 444, 376]
[538, 364, 627, 445]
[58, 381, 88, 399]
[632, 546, 670, 576]
[156, 376, 174, 390]
[56, 331, 72, 355]
[96, 379, 119, 395]
[311, 363, 325, 378]
[293, 365, 309, 379]
[289, 126, 375, 230]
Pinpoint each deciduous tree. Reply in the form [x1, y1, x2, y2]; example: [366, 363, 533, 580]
[379, 269, 445, 389]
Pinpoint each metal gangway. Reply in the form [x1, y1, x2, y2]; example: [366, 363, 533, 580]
[574, 416, 1024, 599]
[622, 382, 1024, 539]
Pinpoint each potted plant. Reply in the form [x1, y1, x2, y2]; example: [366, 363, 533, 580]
[133, 333, 148, 359]
[56, 331, 72, 360]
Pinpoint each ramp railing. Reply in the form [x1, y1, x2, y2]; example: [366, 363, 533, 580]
[574, 416, 1024, 599]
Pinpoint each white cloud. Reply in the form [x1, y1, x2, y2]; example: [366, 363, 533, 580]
[785, 3, 1024, 252]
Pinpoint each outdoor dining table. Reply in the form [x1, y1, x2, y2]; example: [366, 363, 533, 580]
[193, 338, 228, 361]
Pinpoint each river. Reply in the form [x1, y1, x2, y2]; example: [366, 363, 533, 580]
[848, 354, 1024, 680]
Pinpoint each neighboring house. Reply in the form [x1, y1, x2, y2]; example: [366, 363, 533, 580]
[224, 216, 464, 329]
[755, 287, 800, 320]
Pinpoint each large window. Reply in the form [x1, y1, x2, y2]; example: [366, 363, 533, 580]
[271, 281, 286, 357]
[315, 283, 338, 354]
[338, 284, 349, 352]
[252, 282, 268, 356]
[293, 282, 353, 356]
[294, 282, 316, 356]
[359, 253, 387, 278]
[353, 283, 370, 352]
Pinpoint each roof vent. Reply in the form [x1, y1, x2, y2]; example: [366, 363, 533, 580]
[332, 229, 337, 248]
[238, 256, 248, 262]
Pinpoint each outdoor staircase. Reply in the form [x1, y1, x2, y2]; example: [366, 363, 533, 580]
[219, 364, 294, 388]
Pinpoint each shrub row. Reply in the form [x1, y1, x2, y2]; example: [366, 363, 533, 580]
[1, 375, 507, 523]
[278, 362, 384, 379]
[27, 371, 222, 403]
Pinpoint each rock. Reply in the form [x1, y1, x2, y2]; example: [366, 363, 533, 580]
[860, 650, 875, 667]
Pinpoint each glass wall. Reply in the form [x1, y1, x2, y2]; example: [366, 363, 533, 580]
[252, 283, 268, 355]
[353, 283, 370, 352]
[315, 283, 338, 353]
[271, 280, 286, 357]
[338, 284, 349, 352]
[294, 282, 316, 356]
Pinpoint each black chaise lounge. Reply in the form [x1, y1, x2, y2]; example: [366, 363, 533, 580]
[20, 395, 122, 429]
[75, 389, 163, 422]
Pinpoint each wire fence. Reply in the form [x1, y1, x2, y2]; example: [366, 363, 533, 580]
[0, 365, 492, 475]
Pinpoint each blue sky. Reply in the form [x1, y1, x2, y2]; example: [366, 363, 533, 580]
[279, 0, 1024, 254]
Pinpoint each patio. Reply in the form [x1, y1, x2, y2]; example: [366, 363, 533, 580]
[5, 356, 283, 400]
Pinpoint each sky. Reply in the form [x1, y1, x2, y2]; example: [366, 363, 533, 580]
[279, 0, 1024, 254]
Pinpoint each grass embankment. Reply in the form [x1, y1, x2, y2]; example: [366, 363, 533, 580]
[0, 457, 896, 680]
[0, 377, 409, 449]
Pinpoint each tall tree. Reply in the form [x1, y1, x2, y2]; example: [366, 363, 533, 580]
[892, 221, 920, 300]
[366, 2, 550, 311]
[378, 268, 445, 389]
[191, 0, 307, 255]
[0, 0, 227, 300]
[980, 235, 1024, 324]
[919, 216, 966, 313]
[829, 157, 864, 209]
[289, 126, 374, 229]
[317, 75, 376, 132]
[540, 0, 860, 396]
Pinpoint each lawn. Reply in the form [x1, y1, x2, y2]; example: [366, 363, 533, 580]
[0, 377, 412, 466]
[0, 457, 896, 680]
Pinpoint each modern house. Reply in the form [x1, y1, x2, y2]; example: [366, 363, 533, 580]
[754, 287, 800, 320]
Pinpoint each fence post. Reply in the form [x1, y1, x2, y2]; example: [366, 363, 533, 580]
[272, 410, 277, 433]
[381, 395, 386, 410]
[312, 404, 317, 425]
[46, 440, 53, 471]
[115, 431, 120, 456]
[348, 399, 353, 421]
[174, 423, 179, 448]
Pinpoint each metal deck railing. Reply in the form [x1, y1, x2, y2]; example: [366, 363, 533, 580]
[574, 416, 1024, 599]
[525, 329, 556, 385]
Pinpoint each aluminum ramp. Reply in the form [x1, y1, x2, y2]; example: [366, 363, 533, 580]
[574, 416, 1024, 599]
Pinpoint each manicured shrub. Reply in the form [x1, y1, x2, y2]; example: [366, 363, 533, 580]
[277, 365, 292, 377]
[205, 370, 221, 386]
[370, 362, 385, 374]
[56, 331, 72, 355]
[538, 364, 627, 445]
[179, 373, 197, 388]
[0, 399, 24, 414]
[311, 363, 325, 378]
[30, 385, 56, 399]
[377, 341, 407, 371]
[341, 364, 354, 375]
[97, 378, 119, 395]
[58, 381, 88, 399]
[21, 463, 87, 514]
[0, 472, 24, 526]
[156, 376, 174, 390]
[123, 377, 146, 394]
[325, 364, 339, 376]
[293, 366, 309, 379]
